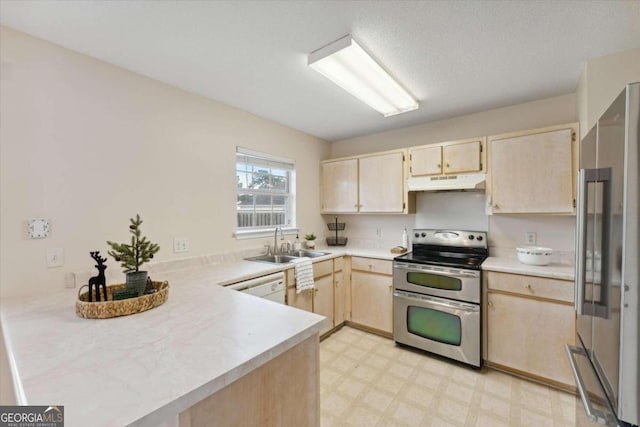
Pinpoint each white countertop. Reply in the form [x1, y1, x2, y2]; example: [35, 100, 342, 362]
[481, 257, 575, 281]
[0, 245, 400, 427]
[312, 245, 400, 261]
[1, 263, 325, 427]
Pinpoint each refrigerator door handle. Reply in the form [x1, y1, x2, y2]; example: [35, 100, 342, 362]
[566, 344, 612, 425]
[575, 169, 588, 314]
[596, 167, 612, 320]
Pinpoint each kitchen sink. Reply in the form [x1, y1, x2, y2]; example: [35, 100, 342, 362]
[246, 254, 300, 264]
[286, 250, 330, 258]
[246, 251, 330, 264]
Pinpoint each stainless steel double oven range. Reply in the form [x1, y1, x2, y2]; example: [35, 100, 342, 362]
[393, 229, 488, 367]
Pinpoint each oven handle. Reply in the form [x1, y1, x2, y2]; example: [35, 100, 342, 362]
[394, 262, 479, 278]
[394, 290, 480, 312]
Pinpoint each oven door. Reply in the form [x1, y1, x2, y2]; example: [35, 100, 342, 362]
[393, 290, 480, 367]
[394, 262, 480, 303]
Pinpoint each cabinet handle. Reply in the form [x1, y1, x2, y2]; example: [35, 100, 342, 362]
[493, 203, 499, 209]
[437, 163, 441, 168]
[488, 301, 493, 307]
[388, 284, 393, 289]
[525, 284, 532, 290]
[354, 204, 358, 208]
[446, 163, 450, 168]
[314, 288, 318, 293]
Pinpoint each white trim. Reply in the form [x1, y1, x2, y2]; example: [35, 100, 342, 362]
[236, 146, 295, 165]
[234, 227, 300, 240]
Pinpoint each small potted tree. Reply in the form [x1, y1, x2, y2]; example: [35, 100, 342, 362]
[304, 233, 317, 249]
[107, 214, 160, 296]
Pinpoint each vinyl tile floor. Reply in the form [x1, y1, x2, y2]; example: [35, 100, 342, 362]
[319, 326, 579, 427]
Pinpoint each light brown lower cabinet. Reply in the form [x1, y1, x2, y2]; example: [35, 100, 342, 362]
[312, 275, 334, 335]
[179, 334, 319, 427]
[334, 263, 345, 326]
[484, 271, 576, 389]
[350, 257, 393, 335]
[286, 258, 344, 336]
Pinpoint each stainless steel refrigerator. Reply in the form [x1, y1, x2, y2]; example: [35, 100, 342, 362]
[567, 82, 639, 427]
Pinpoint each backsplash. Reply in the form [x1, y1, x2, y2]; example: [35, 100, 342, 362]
[414, 192, 488, 231]
[320, 214, 415, 250]
[71, 246, 268, 287]
[332, 191, 575, 265]
[489, 214, 575, 264]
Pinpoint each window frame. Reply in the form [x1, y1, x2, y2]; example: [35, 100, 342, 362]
[235, 147, 297, 239]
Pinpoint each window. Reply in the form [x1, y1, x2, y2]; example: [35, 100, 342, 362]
[236, 147, 295, 232]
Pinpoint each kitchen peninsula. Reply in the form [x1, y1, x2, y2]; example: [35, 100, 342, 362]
[0, 260, 326, 427]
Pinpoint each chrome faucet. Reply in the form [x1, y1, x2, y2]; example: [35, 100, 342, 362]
[273, 226, 285, 254]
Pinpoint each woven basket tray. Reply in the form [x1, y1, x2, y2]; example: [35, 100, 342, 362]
[76, 281, 169, 319]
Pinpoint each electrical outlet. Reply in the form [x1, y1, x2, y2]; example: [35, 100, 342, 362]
[46, 248, 64, 268]
[173, 238, 189, 253]
[525, 232, 537, 245]
[65, 272, 76, 288]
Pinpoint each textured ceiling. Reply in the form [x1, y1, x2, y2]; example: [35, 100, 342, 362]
[1, 1, 639, 141]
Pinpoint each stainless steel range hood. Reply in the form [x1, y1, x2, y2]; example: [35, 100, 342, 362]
[407, 173, 486, 192]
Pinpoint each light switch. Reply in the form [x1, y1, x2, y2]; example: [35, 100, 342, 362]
[28, 218, 50, 239]
[46, 248, 64, 268]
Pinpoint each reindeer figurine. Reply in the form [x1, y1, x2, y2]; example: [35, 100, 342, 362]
[88, 251, 108, 302]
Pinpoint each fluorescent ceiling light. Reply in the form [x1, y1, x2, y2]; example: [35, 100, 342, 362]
[308, 35, 419, 117]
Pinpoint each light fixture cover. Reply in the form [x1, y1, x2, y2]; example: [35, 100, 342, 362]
[308, 35, 419, 117]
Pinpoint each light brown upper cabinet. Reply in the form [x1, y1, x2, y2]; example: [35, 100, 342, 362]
[358, 151, 405, 212]
[321, 149, 410, 214]
[409, 138, 485, 177]
[487, 123, 578, 214]
[409, 145, 442, 176]
[321, 158, 358, 213]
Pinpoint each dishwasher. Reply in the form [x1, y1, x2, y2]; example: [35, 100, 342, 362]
[224, 272, 286, 304]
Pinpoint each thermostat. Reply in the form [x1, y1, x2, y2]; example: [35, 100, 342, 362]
[28, 218, 50, 239]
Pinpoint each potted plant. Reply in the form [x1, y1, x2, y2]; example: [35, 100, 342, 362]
[107, 214, 160, 296]
[304, 233, 317, 249]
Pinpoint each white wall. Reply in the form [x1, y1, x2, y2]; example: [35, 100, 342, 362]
[577, 48, 640, 133]
[0, 27, 330, 299]
[414, 192, 488, 232]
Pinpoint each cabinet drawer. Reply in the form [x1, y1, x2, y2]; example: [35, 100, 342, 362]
[313, 260, 333, 278]
[486, 271, 574, 303]
[351, 257, 392, 275]
[333, 257, 344, 272]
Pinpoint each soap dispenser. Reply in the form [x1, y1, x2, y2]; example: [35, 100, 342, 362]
[402, 228, 408, 249]
[293, 233, 302, 251]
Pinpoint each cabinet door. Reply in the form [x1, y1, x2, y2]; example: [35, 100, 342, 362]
[314, 275, 334, 335]
[351, 271, 393, 334]
[358, 152, 405, 213]
[486, 292, 575, 386]
[321, 159, 358, 213]
[489, 127, 575, 213]
[410, 145, 442, 176]
[286, 286, 313, 312]
[334, 269, 345, 326]
[443, 141, 482, 174]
